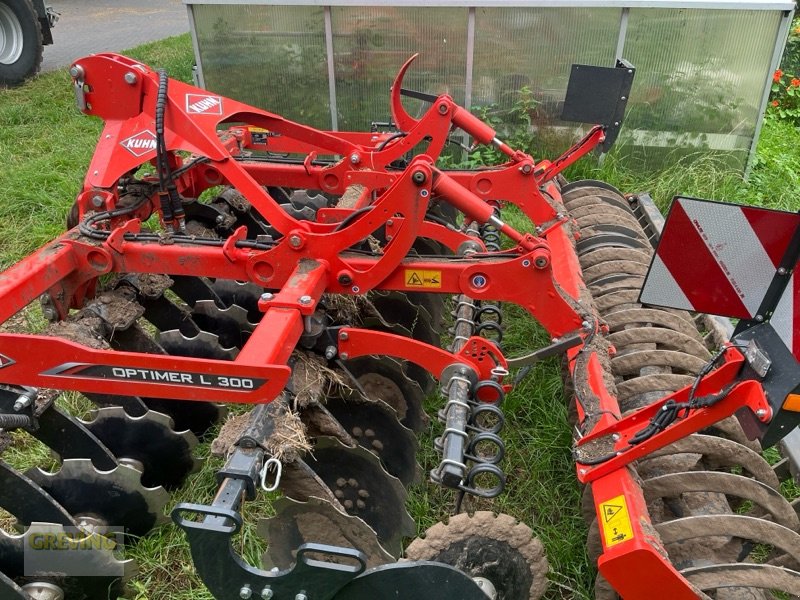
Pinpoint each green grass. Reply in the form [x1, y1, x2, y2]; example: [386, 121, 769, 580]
[1, 32, 800, 600]
[0, 35, 194, 268]
[566, 119, 800, 213]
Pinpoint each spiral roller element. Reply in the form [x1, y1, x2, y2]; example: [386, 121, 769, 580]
[432, 218, 508, 500]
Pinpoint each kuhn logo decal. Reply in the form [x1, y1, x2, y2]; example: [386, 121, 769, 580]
[120, 130, 158, 157]
[0, 354, 14, 369]
[186, 94, 223, 115]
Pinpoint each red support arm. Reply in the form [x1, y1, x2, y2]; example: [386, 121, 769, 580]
[575, 348, 769, 484]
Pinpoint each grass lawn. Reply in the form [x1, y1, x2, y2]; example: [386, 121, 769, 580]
[1, 33, 799, 600]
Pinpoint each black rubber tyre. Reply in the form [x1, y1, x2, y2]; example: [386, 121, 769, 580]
[0, 0, 43, 87]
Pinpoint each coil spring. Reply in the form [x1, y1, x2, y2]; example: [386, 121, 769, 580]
[451, 297, 477, 349]
[479, 208, 502, 252]
[434, 374, 507, 498]
[449, 214, 506, 348]
[433, 203, 509, 500]
[475, 303, 503, 347]
[0, 414, 32, 429]
[475, 210, 504, 347]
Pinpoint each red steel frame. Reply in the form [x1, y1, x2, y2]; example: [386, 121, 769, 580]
[0, 52, 770, 598]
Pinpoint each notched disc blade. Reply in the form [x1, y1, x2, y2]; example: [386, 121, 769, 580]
[105, 342, 226, 438]
[26, 459, 169, 540]
[83, 407, 199, 490]
[341, 357, 428, 432]
[158, 330, 238, 361]
[191, 299, 254, 348]
[0, 462, 74, 527]
[209, 279, 264, 323]
[258, 496, 393, 570]
[323, 394, 421, 487]
[302, 437, 414, 558]
[139, 397, 226, 439]
[0, 525, 134, 600]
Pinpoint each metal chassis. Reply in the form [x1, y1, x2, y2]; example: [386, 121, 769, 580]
[0, 52, 778, 598]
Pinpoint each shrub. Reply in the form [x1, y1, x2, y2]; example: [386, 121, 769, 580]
[781, 17, 800, 75]
[768, 17, 800, 125]
[767, 68, 800, 124]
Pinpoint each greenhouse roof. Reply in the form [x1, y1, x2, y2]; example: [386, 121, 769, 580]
[184, 0, 794, 10]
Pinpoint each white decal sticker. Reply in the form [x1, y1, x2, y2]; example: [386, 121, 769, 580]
[186, 93, 223, 115]
[120, 130, 158, 157]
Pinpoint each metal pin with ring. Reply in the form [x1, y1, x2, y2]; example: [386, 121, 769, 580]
[259, 457, 282, 492]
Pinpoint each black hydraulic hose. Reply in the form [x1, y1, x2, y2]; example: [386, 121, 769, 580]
[376, 131, 408, 151]
[333, 206, 374, 231]
[154, 70, 185, 231]
[155, 69, 173, 225]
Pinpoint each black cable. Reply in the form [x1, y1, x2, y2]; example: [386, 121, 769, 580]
[423, 212, 455, 229]
[628, 383, 735, 447]
[376, 131, 407, 151]
[573, 450, 618, 466]
[170, 156, 211, 180]
[446, 136, 472, 153]
[155, 69, 173, 226]
[154, 69, 186, 232]
[78, 192, 152, 239]
[333, 206, 374, 232]
[575, 376, 737, 466]
[627, 400, 684, 446]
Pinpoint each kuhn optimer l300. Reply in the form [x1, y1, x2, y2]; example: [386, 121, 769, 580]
[1, 52, 799, 599]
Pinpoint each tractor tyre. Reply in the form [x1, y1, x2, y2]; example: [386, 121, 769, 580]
[0, 0, 43, 87]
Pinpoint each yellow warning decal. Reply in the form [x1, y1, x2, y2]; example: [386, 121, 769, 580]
[405, 269, 442, 289]
[248, 127, 269, 133]
[599, 495, 634, 548]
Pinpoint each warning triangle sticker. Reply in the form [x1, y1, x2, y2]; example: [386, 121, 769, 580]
[0, 354, 14, 369]
[603, 504, 622, 522]
[407, 273, 423, 285]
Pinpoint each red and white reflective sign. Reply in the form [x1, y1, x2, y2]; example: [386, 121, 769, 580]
[640, 197, 800, 357]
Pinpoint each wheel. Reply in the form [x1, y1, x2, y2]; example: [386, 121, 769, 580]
[0, 0, 43, 87]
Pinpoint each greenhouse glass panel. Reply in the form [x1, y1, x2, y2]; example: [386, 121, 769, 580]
[621, 8, 782, 170]
[187, 1, 793, 172]
[472, 7, 620, 111]
[471, 7, 621, 156]
[330, 6, 469, 131]
[192, 4, 331, 127]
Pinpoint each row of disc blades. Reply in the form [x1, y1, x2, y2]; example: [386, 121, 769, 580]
[6, 174, 775, 600]
[142, 187, 551, 599]
[0, 186, 460, 598]
[561, 179, 800, 599]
